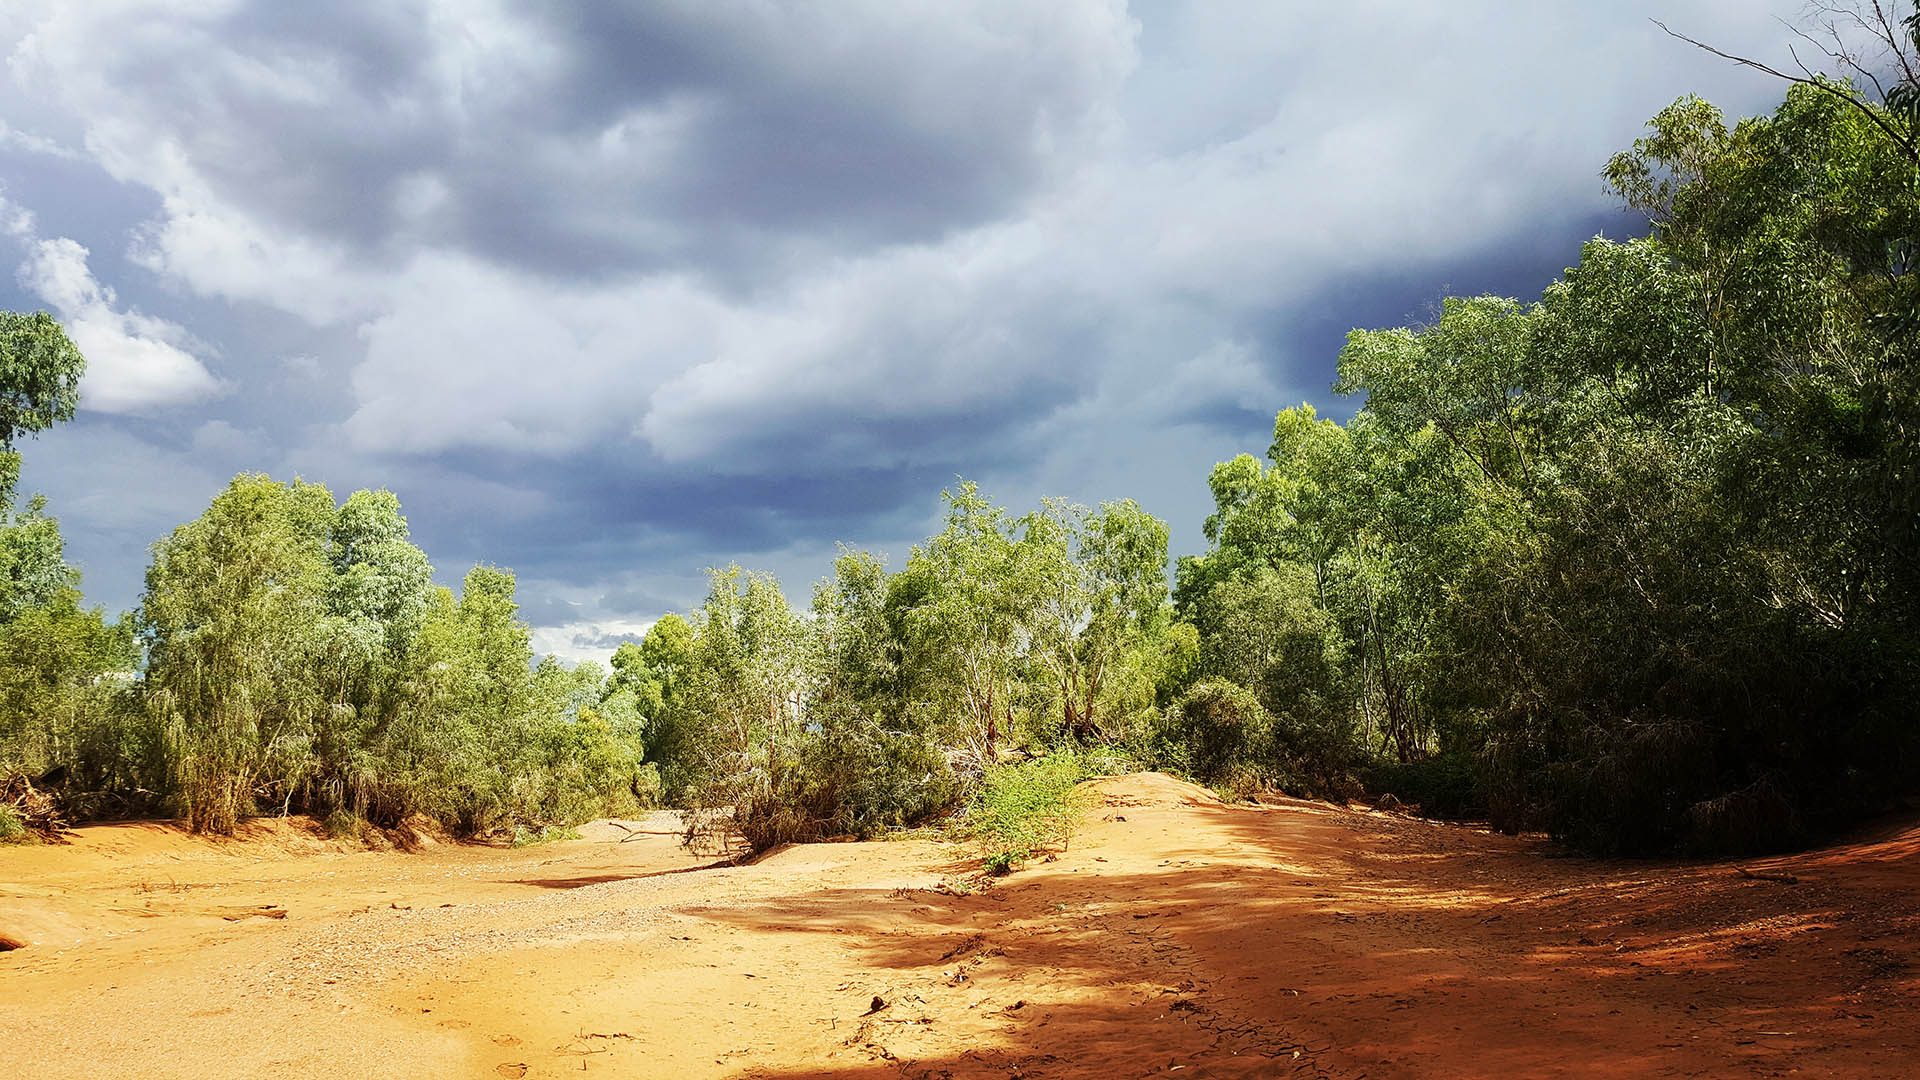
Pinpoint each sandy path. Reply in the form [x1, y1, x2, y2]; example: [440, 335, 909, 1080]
[3, 775, 1916, 1079]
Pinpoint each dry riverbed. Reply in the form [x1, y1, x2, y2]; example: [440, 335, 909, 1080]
[4, 774, 1917, 1078]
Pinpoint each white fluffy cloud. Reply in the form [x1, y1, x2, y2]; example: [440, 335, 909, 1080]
[2, 197, 223, 414]
[528, 618, 657, 668]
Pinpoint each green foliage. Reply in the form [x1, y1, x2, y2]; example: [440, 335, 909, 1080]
[675, 566, 818, 852]
[510, 824, 583, 848]
[967, 753, 1089, 874]
[1154, 679, 1270, 782]
[141, 474, 337, 833]
[611, 612, 695, 798]
[1180, 82, 1920, 852]
[1022, 497, 1171, 745]
[0, 804, 25, 843]
[15, 67, 1917, 866]
[0, 310, 84, 458]
[0, 493, 78, 623]
[1365, 755, 1483, 819]
[355, 569, 646, 835]
[136, 478, 645, 836]
[664, 487, 1175, 855]
[0, 588, 139, 792]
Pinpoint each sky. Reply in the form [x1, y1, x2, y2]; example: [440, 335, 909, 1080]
[0, 0, 1807, 663]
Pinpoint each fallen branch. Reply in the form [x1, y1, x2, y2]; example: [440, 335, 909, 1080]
[219, 905, 289, 921]
[606, 821, 680, 843]
[1, 771, 70, 839]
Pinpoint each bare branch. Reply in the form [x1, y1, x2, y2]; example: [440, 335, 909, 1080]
[1868, 0, 1920, 91]
[1653, 18, 1920, 163]
[1787, 17, 1892, 99]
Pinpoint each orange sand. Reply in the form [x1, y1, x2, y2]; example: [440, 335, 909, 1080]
[4, 774, 1916, 1078]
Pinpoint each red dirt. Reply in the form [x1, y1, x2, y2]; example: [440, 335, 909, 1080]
[3, 773, 1916, 1078]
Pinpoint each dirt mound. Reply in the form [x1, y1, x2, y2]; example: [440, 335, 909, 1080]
[0, 901, 96, 951]
[388, 814, 444, 851]
[1081, 770, 1221, 808]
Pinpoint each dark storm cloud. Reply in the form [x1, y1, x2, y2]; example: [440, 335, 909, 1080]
[0, 0, 1819, 660]
[55, 0, 1129, 283]
[1245, 207, 1655, 424]
[406, 446, 965, 587]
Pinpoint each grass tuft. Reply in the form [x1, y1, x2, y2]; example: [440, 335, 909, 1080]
[510, 824, 583, 848]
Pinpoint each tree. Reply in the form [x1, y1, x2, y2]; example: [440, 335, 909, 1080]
[0, 494, 78, 624]
[0, 310, 84, 458]
[610, 611, 697, 791]
[0, 310, 89, 629]
[899, 482, 1031, 763]
[0, 588, 136, 780]
[676, 566, 815, 850]
[383, 565, 538, 830]
[1023, 498, 1170, 743]
[1655, 2, 1919, 165]
[141, 475, 337, 833]
[1177, 80, 1918, 849]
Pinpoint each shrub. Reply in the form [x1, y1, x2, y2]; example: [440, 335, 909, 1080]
[1366, 753, 1485, 818]
[688, 711, 962, 855]
[967, 753, 1089, 873]
[510, 824, 582, 848]
[322, 808, 363, 841]
[1154, 679, 1271, 782]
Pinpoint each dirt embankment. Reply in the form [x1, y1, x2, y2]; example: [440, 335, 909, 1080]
[3, 775, 1916, 1079]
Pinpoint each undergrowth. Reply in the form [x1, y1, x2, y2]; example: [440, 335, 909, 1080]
[966, 753, 1091, 875]
[510, 824, 583, 848]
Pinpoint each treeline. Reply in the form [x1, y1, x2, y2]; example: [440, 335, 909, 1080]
[2, 80, 1916, 853]
[1177, 86, 1919, 851]
[3, 469, 651, 840]
[618, 489, 1186, 852]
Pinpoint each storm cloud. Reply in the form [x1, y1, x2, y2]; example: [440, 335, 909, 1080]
[0, 0, 1806, 660]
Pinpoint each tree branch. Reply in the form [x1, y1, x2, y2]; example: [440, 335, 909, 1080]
[1652, 18, 1919, 163]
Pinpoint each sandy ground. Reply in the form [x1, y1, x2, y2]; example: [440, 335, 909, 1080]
[3, 774, 1917, 1080]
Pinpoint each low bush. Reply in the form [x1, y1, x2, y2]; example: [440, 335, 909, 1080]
[1366, 754, 1485, 819]
[510, 824, 583, 848]
[966, 753, 1090, 874]
[0, 804, 25, 843]
[1153, 679, 1271, 782]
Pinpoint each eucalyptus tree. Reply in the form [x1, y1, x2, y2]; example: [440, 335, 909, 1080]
[899, 482, 1031, 761]
[0, 493, 77, 625]
[610, 612, 697, 795]
[0, 588, 137, 784]
[1175, 80, 1919, 849]
[676, 566, 816, 849]
[369, 564, 549, 831]
[0, 310, 84, 461]
[805, 547, 959, 835]
[0, 310, 141, 815]
[1022, 497, 1170, 743]
[306, 488, 435, 818]
[141, 475, 338, 832]
[0, 310, 91, 633]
